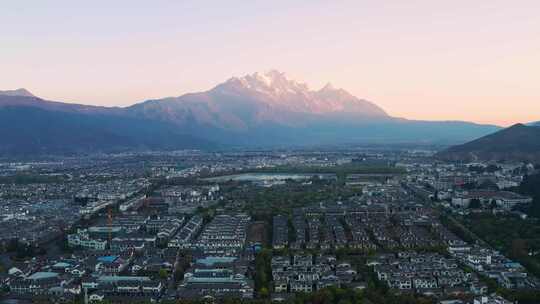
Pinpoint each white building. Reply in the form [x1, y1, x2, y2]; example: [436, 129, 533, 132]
[67, 229, 107, 250]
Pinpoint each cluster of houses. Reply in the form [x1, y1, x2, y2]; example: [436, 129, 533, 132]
[159, 185, 221, 214]
[82, 275, 163, 302]
[439, 294, 515, 304]
[271, 254, 361, 295]
[371, 252, 487, 297]
[178, 256, 253, 299]
[3, 246, 178, 302]
[68, 229, 108, 251]
[406, 162, 532, 193]
[194, 214, 250, 255]
[4, 212, 196, 301]
[74, 178, 151, 203]
[432, 215, 540, 292]
[452, 246, 539, 290]
[168, 215, 203, 249]
[177, 213, 254, 299]
[1, 155, 538, 304]
[2, 204, 258, 302]
[0, 172, 125, 248]
[79, 247, 178, 302]
[277, 201, 440, 252]
[450, 190, 532, 210]
[268, 194, 539, 302]
[405, 162, 535, 215]
[434, 218, 540, 292]
[67, 214, 186, 251]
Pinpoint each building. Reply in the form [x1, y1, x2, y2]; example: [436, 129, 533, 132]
[452, 191, 532, 210]
[272, 215, 288, 249]
[68, 229, 107, 250]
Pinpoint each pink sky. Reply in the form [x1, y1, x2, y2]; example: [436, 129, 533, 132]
[1, 1, 539, 126]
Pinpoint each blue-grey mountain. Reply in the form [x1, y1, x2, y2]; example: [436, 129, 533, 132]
[0, 95, 212, 155]
[0, 71, 500, 155]
[436, 123, 540, 162]
[124, 71, 499, 146]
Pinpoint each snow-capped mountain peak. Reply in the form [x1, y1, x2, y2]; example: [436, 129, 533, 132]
[129, 71, 389, 132]
[320, 82, 336, 91]
[225, 70, 310, 97]
[212, 70, 388, 117]
[0, 88, 35, 98]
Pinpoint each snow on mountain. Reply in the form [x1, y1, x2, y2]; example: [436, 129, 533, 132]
[0, 88, 35, 98]
[212, 70, 388, 117]
[126, 70, 389, 132]
[0, 71, 501, 154]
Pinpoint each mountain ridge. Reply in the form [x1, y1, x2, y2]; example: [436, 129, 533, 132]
[0, 88, 35, 98]
[126, 70, 390, 131]
[0, 70, 502, 155]
[436, 123, 540, 162]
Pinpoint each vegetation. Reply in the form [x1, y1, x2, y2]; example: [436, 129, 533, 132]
[221, 179, 359, 219]
[439, 214, 475, 244]
[5, 239, 47, 260]
[57, 236, 75, 254]
[436, 123, 540, 162]
[468, 198, 481, 209]
[460, 213, 540, 278]
[497, 288, 540, 304]
[0, 173, 68, 185]
[253, 249, 272, 298]
[174, 250, 193, 283]
[159, 268, 169, 280]
[514, 172, 540, 218]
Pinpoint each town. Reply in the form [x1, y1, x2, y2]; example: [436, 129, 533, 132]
[0, 149, 539, 304]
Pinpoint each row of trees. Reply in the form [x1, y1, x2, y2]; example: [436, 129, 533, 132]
[3, 238, 46, 260]
[253, 249, 272, 298]
[514, 173, 540, 218]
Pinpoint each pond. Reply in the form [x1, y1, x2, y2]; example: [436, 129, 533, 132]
[202, 172, 337, 182]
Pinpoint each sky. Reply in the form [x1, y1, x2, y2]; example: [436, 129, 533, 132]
[2, 0, 539, 126]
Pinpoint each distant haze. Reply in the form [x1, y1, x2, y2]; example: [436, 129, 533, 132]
[2, 1, 540, 126]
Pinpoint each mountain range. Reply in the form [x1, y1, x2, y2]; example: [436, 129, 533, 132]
[1, 70, 501, 155]
[436, 123, 540, 163]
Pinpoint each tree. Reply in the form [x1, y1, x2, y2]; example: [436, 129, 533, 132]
[462, 182, 478, 190]
[254, 249, 272, 298]
[6, 239, 18, 252]
[174, 250, 192, 283]
[259, 287, 269, 298]
[58, 237, 74, 254]
[485, 164, 500, 173]
[511, 239, 527, 259]
[515, 173, 540, 218]
[159, 268, 168, 280]
[431, 191, 439, 202]
[468, 198, 481, 209]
